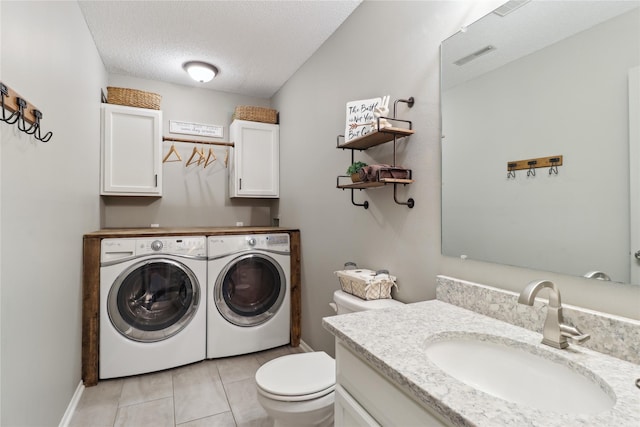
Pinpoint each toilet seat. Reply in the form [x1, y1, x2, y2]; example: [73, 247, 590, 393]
[256, 352, 336, 402]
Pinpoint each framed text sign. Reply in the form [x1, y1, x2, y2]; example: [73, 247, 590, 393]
[345, 97, 381, 142]
[169, 120, 224, 138]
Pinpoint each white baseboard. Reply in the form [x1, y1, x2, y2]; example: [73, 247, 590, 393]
[59, 380, 84, 427]
[299, 339, 314, 353]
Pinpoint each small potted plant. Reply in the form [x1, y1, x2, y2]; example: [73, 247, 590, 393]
[347, 161, 368, 183]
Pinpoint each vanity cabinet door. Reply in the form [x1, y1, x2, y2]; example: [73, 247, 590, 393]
[335, 340, 452, 427]
[101, 104, 162, 196]
[335, 385, 381, 427]
[229, 119, 279, 198]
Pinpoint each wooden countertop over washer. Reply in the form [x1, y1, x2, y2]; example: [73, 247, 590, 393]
[84, 226, 295, 238]
[82, 227, 301, 387]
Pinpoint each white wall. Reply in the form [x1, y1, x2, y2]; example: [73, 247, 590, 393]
[102, 75, 277, 228]
[442, 9, 638, 283]
[273, 0, 639, 356]
[0, 1, 105, 425]
[273, 0, 504, 355]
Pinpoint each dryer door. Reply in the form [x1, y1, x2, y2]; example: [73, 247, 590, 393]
[108, 258, 200, 342]
[215, 253, 286, 326]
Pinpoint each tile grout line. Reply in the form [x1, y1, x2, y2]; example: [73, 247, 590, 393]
[171, 370, 177, 427]
[217, 361, 239, 426]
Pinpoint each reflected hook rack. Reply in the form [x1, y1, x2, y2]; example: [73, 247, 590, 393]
[506, 155, 563, 177]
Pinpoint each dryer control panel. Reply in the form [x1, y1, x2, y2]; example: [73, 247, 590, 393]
[208, 234, 290, 258]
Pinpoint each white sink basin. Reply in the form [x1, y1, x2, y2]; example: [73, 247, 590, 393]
[424, 335, 615, 414]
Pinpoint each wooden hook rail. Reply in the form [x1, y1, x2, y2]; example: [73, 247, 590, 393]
[507, 155, 563, 171]
[163, 136, 234, 147]
[1, 82, 38, 124]
[1, 81, 53, 142]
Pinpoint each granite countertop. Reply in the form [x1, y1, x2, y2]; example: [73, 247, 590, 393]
[323, 300, 640, 427]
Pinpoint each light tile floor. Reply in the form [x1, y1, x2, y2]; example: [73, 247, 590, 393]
[70, 345, 303, 427]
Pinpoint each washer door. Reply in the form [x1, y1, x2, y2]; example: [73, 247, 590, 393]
[215, 253, 286, 327]
[108, 258, 200, 342]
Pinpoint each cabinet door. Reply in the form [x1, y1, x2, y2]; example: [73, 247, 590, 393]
[229, 120, 279, 198]
[336, 340, 452, 426]
[101, 104, 162, 196]
[335, 385, 381, 427]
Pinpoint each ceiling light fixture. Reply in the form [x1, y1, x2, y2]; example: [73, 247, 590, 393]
[183, 61, 218, 83]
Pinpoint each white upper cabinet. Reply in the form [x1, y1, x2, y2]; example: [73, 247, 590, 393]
[229, 119, 279, 198]
[101, 104, 162, 196]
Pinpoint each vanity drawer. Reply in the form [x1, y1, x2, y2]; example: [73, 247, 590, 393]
[335, 340, 451, 427]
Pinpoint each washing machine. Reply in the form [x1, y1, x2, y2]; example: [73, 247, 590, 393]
[207, 233, 291, 358]
[99, 236, 207, 379]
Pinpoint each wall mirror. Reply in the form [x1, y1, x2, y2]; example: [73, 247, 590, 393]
[441, 1, 640, 285]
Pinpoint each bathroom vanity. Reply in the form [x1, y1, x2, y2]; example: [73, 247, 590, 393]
[323, 278, 640, 426]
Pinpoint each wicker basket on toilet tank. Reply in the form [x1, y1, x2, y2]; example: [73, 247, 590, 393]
[334, 269, 397, 300]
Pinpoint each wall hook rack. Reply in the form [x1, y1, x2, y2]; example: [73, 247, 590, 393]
[506, 155, 563, 178]
[0, 82, 53, 142]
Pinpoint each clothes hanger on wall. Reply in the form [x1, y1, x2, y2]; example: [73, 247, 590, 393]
[162, 136, 234, 168]
[186, 145, 205, 167]
[162, 143, 182, 163]
[204, 147, 217, 168]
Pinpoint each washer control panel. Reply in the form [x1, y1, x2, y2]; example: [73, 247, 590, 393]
[138, 237, 206, 256]
[101, 236, 206, 262]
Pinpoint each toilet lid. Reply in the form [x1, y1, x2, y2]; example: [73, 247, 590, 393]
[255, 352, 336, 398]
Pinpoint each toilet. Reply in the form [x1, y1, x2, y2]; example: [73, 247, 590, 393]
[255, 290, 405, 427]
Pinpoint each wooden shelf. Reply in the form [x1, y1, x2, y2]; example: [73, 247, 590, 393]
[338, 127, 415, 150]
[338, 178, 414, 189]
[336, 97, 416, 208]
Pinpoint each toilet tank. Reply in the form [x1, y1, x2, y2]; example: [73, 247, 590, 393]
[332, 290, 404, 314]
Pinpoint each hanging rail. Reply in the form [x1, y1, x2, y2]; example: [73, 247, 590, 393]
[162, 136, 233, 167]
[162, 136, 234, 147]
[1, 81, 53, 142]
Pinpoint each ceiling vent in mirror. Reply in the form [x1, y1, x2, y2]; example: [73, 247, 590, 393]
[493, 0, 531, 17]
[453, 45, 496, 66]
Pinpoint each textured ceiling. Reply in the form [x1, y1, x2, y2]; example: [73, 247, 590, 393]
[78, 1, 362, 98]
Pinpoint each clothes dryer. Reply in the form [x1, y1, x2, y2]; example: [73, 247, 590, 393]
[99, 236, 207, 379]
[207, 234, 291, 358]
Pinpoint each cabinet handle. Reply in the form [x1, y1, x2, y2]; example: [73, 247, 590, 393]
[239, 178, 242, 190]
[155, 174, 158, 187]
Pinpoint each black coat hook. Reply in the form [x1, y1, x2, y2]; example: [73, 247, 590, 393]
[527, 160, 537, 177]
[0, 83, 20, 124]
[32, 110, 52, 142]
[16, 98, 38, 134]
[549, 157, 559, 175]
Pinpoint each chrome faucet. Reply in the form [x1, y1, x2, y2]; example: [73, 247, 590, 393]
[518, 280, 590, 349]
[583, 270, 611, 281]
